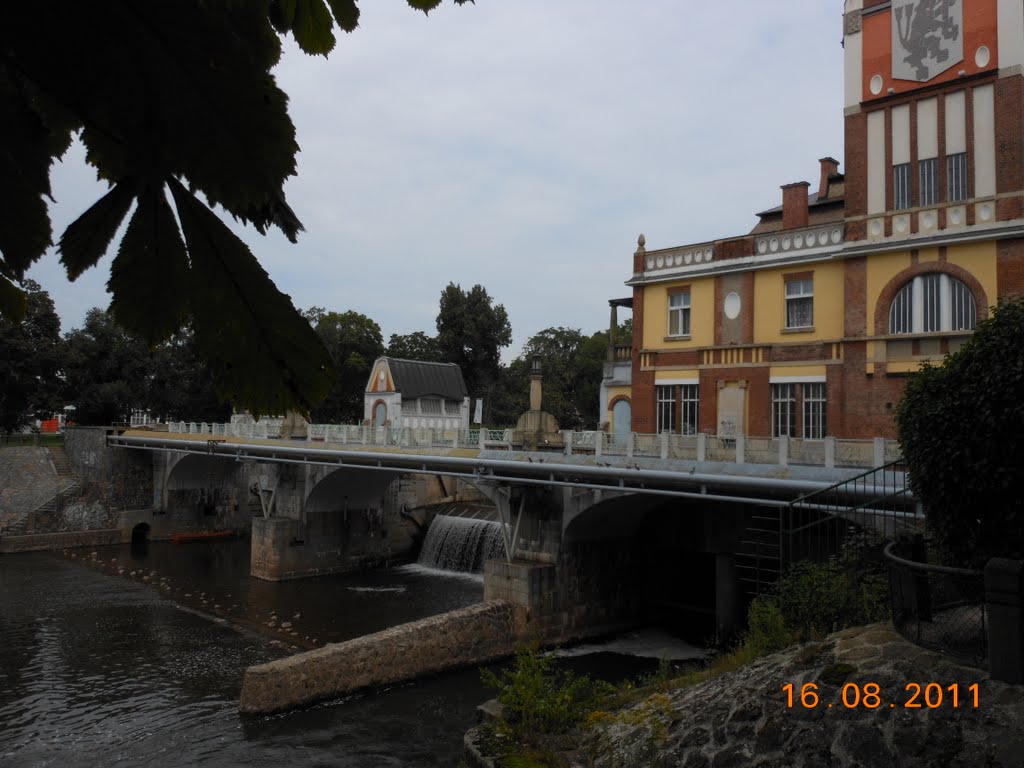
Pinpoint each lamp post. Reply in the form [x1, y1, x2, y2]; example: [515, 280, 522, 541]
[529, 354, 542, 411]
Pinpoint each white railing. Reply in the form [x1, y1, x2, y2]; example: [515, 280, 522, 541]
[159, 421, 899, 469]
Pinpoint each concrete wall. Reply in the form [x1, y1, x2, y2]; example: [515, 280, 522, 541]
[238, 600, 521, 714]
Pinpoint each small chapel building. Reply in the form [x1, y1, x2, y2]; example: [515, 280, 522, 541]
[363, 357, 470, 430]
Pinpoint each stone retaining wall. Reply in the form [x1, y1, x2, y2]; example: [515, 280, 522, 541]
[0, 528, 123, 553]
[239, 600, 521, 714]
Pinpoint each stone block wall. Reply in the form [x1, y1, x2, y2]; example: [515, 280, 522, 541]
[0, 448, 59, 529]
[0, 528, 122, 553]
[484, 541, 639, 645]
[238, 600, 521, 714]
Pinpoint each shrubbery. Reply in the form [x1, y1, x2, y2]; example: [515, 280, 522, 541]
[744, 542, 890, 652]
[481, 646, 616, 737]
[895, 298, 1024, 566]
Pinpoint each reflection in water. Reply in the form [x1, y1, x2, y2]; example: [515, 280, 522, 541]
[1, 539, 701, 766]
[0, 549, 491, 767]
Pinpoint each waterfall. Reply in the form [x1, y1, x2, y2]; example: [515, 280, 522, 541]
[416, 514, 505, 573]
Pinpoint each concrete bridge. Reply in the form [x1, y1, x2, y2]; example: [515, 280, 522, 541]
[103, 422, 913, 647]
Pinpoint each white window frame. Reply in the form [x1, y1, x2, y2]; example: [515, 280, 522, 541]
[919, 157, 938, 206]
[680, 384, 699, 436]
[667, 290, 691, 337]
[656, 385, 676, 433]
[802, 383, 827, 440]
[771, 384, 796, 438]
[888, 274, 977, 334]
[893, 162, 912, 210]
[947, 152, 967, 202]
[784, 278, 814, 329]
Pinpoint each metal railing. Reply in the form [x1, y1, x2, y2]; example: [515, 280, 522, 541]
[885, 541, 987, 665]
[783, 460, 918, 566]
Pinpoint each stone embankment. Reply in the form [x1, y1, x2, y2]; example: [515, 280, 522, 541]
[466, 623, 1024, 767]
[0, 529, 122, 554]
[239, 600, 521, 714]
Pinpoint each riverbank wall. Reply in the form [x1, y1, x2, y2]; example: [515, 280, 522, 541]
[238, 600, 521, 714]
[0, 528, 122, 554]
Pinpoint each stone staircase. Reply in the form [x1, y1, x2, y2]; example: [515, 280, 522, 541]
[1, 448, 79, 536]
[47, 446, 73, 477]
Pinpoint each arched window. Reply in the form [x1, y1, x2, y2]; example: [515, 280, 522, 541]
[888, 273, 976, 334]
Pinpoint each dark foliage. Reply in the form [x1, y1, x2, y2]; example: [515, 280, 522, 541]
[895, 298, 1024, 565]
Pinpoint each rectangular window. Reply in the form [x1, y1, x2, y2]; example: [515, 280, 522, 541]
[919, 158, 938, 206]
[420, 398, 442, 414]
[802, 383, 827, 439]
[947, 152, 967, 202]
[784, 278, 814, 329]
[772, 384, 796, 438]
[656, 385, 676, 433]
[444, 400, 461, 415]
[680, 384, 699, 436]
[668, 290, 691, 337]
[893, 163, 911, 210]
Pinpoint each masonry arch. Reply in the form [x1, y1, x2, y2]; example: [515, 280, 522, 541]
[873, 261, 988, 335]
[130, 522, 150, 556]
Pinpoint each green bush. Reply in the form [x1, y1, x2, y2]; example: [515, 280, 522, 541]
[895, 298, 1024, 566]
[744, 597, 794, 655]
[743, 543, 890, 654]
[481, 646, 615, 736]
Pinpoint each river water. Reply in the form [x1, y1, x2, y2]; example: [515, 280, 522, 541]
[0, 538, 705, 767]
[0, 542, 491, 767]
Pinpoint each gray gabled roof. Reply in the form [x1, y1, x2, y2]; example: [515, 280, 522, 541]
[382, 357, 468, 400]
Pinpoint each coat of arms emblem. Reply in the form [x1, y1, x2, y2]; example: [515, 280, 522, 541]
[892, 0, 963, 82]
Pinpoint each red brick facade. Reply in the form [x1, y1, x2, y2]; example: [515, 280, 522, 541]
[612, 3, 1024, 442]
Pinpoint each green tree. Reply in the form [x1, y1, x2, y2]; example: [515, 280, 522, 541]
[148, 324, 232, 423]
[895, 298, 1024, 566]
[436, 283, 512, 419]
[1, 0, 471, 417]
[62, 309, 151, 426]
[305, 307, 385, 423]
[0, 280, 63, 432]
[387, 331, 442, 362]
[516, 327, 609, 430]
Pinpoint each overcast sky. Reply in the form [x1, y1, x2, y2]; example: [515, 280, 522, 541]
[27, 1, 846, 360]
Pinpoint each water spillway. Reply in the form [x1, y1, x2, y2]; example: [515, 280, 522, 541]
[417, 514, 505, 573]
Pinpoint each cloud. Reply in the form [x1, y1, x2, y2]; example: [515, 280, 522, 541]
[28, 1, 846, 361]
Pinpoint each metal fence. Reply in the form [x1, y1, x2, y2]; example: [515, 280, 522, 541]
[783, 460, 919, 566]
[885, 541, 988, 666]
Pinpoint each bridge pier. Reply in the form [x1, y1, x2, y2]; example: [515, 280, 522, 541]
[478, 481, 755, 647]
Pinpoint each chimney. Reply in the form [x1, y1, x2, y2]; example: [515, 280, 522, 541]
[818, 156, 840, 200]
[781, 182, 810, 230]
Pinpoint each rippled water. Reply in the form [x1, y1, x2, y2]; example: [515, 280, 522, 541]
[0, 549, 491, 767]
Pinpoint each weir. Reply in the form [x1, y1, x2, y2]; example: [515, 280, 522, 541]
[417, 514, 505, 573]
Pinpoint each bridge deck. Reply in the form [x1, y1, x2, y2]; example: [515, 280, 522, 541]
[109, 429, 911, 505]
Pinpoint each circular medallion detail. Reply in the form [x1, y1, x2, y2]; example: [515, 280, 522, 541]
[869, 75, 884, 95]
[724, 292, 742, 320]
[976, 46, 991, 68]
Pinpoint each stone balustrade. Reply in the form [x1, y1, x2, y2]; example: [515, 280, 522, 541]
[162, 422, 899, 470]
